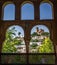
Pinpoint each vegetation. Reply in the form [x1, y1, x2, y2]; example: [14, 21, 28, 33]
[30, 39, 39, 42]
[41, 32, 50, 37]
[2, 26, 55, 64]
[2, 27, 22, 53]
[31, 32, 40, 37]
[29, 55, 55, 64]
[38, 37, 54, 53]
[30, 43, 38, 49]
[29, 37, 55, 64]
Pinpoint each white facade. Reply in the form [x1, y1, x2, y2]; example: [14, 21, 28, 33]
[15, 45, 26, 53]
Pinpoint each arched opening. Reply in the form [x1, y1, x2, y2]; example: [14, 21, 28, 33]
[3, 3, 15, 20]
[40, 2, 53, 20]
[21, 3, 34, 20]
[29, 25, 54, 53]
[1, 25, 26, 64]
[2, 25, 26, 53]
[29, 25, 55, 64]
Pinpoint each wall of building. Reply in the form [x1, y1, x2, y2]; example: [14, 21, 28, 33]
[0, 0, 57, 64]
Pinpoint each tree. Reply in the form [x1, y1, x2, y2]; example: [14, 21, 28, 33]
[38, 37, 54, 53]
[2, 27, 22, 53]
[18, 32, 21, 37]
[30, 39, 39, 42]
[31, 32, 40, 37]
[41, 32, 50, 37]
[30, 43, 38, 49]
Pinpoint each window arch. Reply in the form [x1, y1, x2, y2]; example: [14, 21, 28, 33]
[21, 3, 34, 20]
[3, 3, 15, 20]
[29, 25, 54, 53]
[40, 2, 53, 20]
[29, 25, 55, 64]
[2, 25, 26, 53]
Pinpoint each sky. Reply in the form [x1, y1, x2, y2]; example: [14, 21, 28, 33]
[31, 25, 49, 34]
[21, 3, 34, 20]
[3, 4, 15, 20]
[7, 25, 24, 37]
[3, 3, 52, 36]
[40, 3, 52, 19]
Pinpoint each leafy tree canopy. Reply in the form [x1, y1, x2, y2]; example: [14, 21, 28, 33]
[38, 37, 54, 53]
[31, 32, 40, 37]
[2, 27, 22, 53]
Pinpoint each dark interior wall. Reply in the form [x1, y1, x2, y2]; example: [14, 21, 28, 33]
[0, 0, 57, 54]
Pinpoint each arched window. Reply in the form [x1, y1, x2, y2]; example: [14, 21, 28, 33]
[3, 3, 15, 20]
[40, 3, 53, 20]
[29, 25, 54, 53]
[2, 25, 26, 53]
[29, 25, 55, 64]
[21, 3, 34, 20]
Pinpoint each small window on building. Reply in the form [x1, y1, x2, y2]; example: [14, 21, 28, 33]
[21, 3, 34, 20]
[3, 4, 15, 20]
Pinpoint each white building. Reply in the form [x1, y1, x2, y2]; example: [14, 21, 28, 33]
[15, 45, 26, 53]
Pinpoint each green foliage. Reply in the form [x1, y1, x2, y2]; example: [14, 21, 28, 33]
[2, 27, 22, 53]
[41, 32, 50, 37]
[2, 40, 17, 53]
[38, 37, 54, 53]
[1, 55, 26, 64]
[6, 27, 16, 40]
[30, 39, 39, 42]
[29, 55, 55, 64]
[13, 38, 22, 45]
[30, 43, 38, 49]
[18, 32, 21, 37]
[31, 32, 40, 37]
